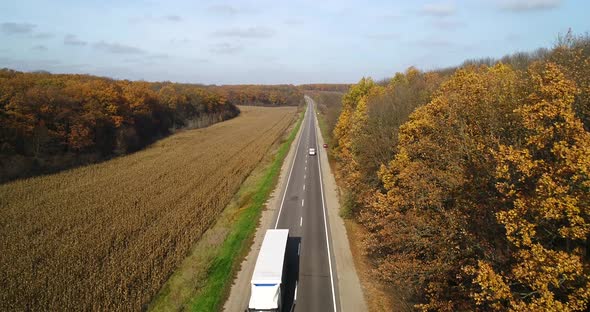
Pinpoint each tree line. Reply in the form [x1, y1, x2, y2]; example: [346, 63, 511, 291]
[298, 83, 351, 92]
[331, 31, 590, 311]
[208, 84, 304, 107]
[0, 70, 240, 182]
[304, 90, 343, 145]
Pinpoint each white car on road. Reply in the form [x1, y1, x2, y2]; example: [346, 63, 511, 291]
[308, 148, 316, 156]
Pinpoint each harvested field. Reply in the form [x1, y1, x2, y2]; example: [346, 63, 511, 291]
[0, 106, 298, 311]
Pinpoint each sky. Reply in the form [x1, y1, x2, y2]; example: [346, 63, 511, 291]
[0, 0, 588, 84]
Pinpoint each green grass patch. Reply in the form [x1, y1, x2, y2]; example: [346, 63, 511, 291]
[314, 106, 332, 147]
[187, 109, 304, 312]
[339, 189, 356, 219]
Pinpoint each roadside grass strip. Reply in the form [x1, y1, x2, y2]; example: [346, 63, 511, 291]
[188, 109, 304, 311]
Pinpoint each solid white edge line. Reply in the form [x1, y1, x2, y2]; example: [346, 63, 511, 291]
[274, 102, 306, 229]
[312, 98, 338, 312]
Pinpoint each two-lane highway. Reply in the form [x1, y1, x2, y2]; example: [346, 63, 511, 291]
[274, 96, 339, 312]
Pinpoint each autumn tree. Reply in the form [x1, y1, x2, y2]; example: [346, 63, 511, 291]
[332, 77, 376, 213]
[356, 67, 444, 188]
[331, 68, 447, 218]
[208, 84, 304, 107]
[305, 90, 343, 139]
[298, 83, 351, 92]
[0, 70, 239, 182]
[326, 32, 590, 311]
[548, 30, 590, 130]
[362, 64, 524, 310]
[469, 62, 589, 311]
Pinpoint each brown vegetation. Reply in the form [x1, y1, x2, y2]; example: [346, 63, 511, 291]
[299, 83, 351, 92]
[0, 106, 297, 311]
[305, 90, 343, 142]
[208, 84, 304, 107]
[0, 70, 239, 183]
[331, 31, 590, 310]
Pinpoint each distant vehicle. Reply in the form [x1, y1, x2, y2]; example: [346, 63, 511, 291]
[323, 143, 328, 148]
[308, 148, 316, 155]
[248, 229, 289, 312]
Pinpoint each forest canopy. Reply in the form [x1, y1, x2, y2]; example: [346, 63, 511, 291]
[329, 31, 590, 311]
[0, 70, 307, 182]
[298, 83, 352, 92]
[208, 84, 304, 107]
[0, 71, 298, 182]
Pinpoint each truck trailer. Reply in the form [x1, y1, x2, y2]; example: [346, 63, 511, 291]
[248, 229, 289, 312]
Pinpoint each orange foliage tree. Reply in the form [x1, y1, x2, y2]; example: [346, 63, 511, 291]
[332, 78, 378, 213]
[332, 68, 445, 217]
[0, 70, 239, 182]
[209, 84, 304, 107]
[362, 64, 523, 310]
[469, 63, 590, 311]
[330, 32, 590, 311]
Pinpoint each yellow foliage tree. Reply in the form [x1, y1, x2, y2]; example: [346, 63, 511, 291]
[333, 77, 375, 189]
[363, 64, 527, 310]
[549, 30, 590, 130]
[472, 62, 590, 311]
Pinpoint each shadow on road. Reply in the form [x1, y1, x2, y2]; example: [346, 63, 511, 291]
[283, 236, 300, 312]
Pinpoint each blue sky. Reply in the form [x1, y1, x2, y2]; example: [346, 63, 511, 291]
[0, 0, 588, 84]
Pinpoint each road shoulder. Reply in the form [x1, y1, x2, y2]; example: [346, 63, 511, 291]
[313, 109, 368, 312]
[222, 107, 306, 312]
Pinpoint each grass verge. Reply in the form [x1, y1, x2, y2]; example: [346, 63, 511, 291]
[312, 101, 354, 219]
[190, 110, 304, 311]
[147, 108, 303, 311]
[314, 104, 332, 148]
[149, 108, 304, 312]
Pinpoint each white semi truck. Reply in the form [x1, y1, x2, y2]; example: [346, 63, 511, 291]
[248, 229, 289, 312]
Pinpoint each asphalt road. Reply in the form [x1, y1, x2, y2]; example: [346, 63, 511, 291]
[274, 96, 339, 312]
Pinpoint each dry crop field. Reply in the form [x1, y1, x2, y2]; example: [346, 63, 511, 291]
[0, 106, 297, 311]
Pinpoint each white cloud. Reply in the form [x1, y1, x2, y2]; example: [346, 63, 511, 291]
[33, 32, 53, 39]
[129, 14, 184, 23]
[420, 3, 456, 17]
[1, 22, 36, 34]
[210, 43, 242, 54]
[366, 33, 400, 40]
[284, 18, 304, 26]
[147, 53, 170, 60]
[432, 19, 464, 30]
[31, 45, 48, 52]
[64, 34, 87, 46]
[94, 41, 145, 54]
[208, 4, 248, 15]
[416, 37, 453, 47]
[499, 0, 561, 12]
[212, 26, 275, 39]
[164, 15, 182, 22]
